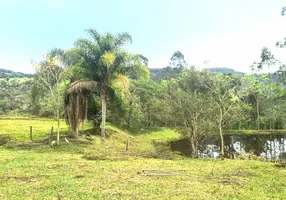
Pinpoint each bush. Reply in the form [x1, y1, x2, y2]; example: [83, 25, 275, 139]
[236, 151, 264, 161]
[277, 153, 286, 167]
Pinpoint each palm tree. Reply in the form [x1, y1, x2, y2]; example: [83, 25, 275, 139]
[66, 29, 149, 141]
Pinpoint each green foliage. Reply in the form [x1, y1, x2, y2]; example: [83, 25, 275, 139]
[126, 79, 167, 127]
[0, 78, 33, 115]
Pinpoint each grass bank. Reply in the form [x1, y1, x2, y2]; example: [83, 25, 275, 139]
[0, 118, 286, 199]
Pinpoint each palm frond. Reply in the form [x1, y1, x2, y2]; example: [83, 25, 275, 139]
[115, 53, 150, 79]
[85, 29, 101, 44]
[49, 48, 65, 60]
[75, 39, 100, 59]
[116, 32, 132, 46]
[66, 80, 98, 95]
[64, 79, 98, 136]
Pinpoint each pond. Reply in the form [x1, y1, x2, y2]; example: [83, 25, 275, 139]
[171, 134, 286, 161]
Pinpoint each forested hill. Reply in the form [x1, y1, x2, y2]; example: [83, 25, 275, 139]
[149, 67, 245, 82]
[0, 69, 34, 115]
[0, 68, 34, 78]
[208, 67, 245, 75]
[149, 67, 245, 76]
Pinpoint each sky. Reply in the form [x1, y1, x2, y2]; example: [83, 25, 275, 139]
[0, 0, 286, 74]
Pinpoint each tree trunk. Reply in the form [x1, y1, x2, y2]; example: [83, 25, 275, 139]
[219, 108, 224, 157]
[69, 95, 79, 138]
[71, 127, 78, 138]
[82, 98, 88, 131]
[256, 98, 260, 130]
[57, 109, 60, 146]
[230, 136, 235, 159]
[100, 89, 107, 143]
[190, 135, 198, 158]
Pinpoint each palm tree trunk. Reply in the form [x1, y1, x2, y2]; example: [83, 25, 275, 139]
[82, 98, 88, 131]
[100, 89, 107, 142]
[69, 95, 79, 138]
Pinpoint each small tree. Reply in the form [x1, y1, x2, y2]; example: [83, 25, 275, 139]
[32, 52, 67, 145]
[202, 73, 240, 157]
[165, 69, 215, 157]
[241, 75, 266, 130]
[174, 90, 214, 157]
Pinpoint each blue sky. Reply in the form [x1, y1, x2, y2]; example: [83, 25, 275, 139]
[0, 0, 286, 74]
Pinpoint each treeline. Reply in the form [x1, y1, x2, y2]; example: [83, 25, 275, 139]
[135, 70, 286, 131]
[0, 68, 34, 79]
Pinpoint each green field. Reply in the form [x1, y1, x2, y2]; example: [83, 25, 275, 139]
[1, 119, 286, 199]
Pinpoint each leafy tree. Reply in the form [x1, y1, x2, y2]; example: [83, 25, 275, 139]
[170, 50, 186, 68]
[167, 69, 215, 157]
[128, 79, 168, 127]
[240, 75, 267, 130]
[202, 74, 240, 157]
[152, 51, 187, 82]
[32, 52, 68, 145]
[263, 82, 285, 129]
[138, 54, 149, 66]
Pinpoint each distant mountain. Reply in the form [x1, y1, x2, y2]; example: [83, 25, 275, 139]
[0, 68, 34, 79]
[149, 68, 162, 76]
[149, 67, 245, 77]
[208, 67, 245, 75]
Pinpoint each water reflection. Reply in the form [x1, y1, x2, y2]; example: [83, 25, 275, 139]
[171, 134, 286, 161]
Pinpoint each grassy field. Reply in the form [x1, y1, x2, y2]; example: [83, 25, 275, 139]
[0, 118, 69, 141]
[1, 118, 286, 199]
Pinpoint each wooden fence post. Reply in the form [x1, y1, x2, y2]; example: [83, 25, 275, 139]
[30, 126, 33, 141]
[49, 126, 53, 144]
[126, 136, 130, 152]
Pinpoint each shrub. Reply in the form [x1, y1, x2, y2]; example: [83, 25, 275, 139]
[237, 151, 264, 161]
